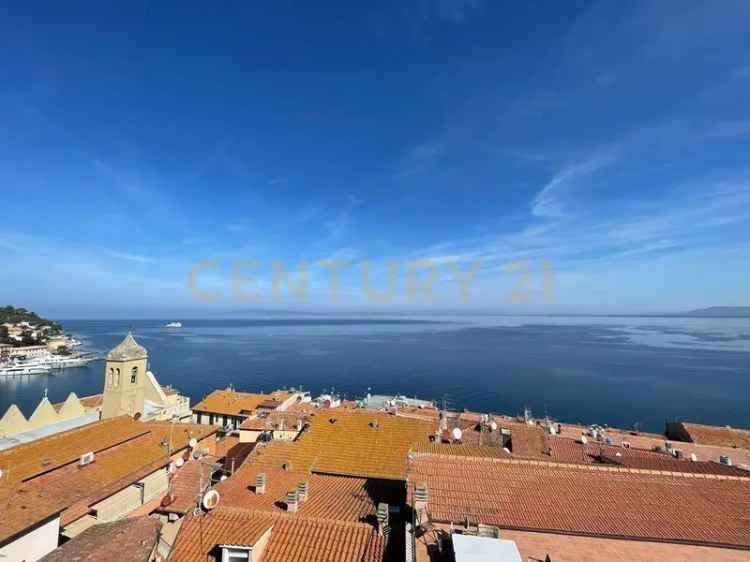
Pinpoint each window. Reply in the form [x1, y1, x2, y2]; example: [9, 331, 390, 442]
[221, 546, 251, 562]
[131, 366, 138, 384]
[108, 368, 114, 387]
[115, 368, 120, 387]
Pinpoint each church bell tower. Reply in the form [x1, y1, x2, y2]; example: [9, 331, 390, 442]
[101, 332, 148, 419]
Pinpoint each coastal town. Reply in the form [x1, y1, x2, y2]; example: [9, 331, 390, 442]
[0, 307, 95, 375]
[1, 331, 749, 562]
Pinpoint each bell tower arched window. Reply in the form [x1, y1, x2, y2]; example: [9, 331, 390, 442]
[131, 366, 138, 384]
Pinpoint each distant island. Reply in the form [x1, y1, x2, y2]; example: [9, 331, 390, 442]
[679, 306, 750, 318]
[0, 305, 63, 347]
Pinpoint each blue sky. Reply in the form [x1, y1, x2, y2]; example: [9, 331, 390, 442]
[2, 1, 750, 316]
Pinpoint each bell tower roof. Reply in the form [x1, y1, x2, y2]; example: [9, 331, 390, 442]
[107, 331, 148, 361]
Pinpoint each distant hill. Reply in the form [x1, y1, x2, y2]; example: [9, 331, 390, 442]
[680, 307, 750, 318]
[0, 306, 62, 330]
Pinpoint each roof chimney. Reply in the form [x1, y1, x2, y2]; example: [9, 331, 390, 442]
[297, 481, 309, 502]
[414, 482, 428, 514]
[255, 473, 267, 495]
[286, 489, 299, 513]
[377, 502, 390, 536]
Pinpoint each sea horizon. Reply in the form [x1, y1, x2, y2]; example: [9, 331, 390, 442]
[2, 314, 748, 434]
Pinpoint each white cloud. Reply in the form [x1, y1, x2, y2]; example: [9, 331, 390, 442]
[531, 149, 619, 218]
[104, 250, 157, 264]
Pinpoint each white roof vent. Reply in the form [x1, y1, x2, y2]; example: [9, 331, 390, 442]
[79, 451, 95, 466]
[452, 427, 463, 441]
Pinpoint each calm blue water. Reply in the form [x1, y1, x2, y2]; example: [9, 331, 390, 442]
[2, 316, 749, 433]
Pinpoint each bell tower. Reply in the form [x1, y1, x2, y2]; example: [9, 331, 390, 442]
[101, 332, 148, 419]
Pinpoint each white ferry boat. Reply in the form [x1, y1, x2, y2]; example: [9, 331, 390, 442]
[22, 353, 99, 370]
[0, 364, 51, 376]
[165, 321, 182, 328]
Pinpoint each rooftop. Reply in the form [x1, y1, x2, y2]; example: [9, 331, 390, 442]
[672, 422, 750, 450]
[0, 416, 150, 483]
[39, 516, 161, 562]
[248, 409, 436, 480]
[170, 507, 393, 562]
[0, 419, 217, 543]
[415, 526, 750, 562]
[192, 389, 291, 417]
[407, 452, 750, 549]
[52, 394, 103, 412]
[107, 332, 148, 361]
[239, 411, 310, 432]
[209, 464, 404, 522]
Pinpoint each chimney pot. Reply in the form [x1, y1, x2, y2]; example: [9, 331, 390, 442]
[297, 481, 309, 502]
[414, 483, 429, 514]
[286, 489, 299, 513]
[255, 473, 267, 495]
[377, 502, 389, 536]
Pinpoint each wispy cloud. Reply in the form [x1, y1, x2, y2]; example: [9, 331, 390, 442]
[531, 149, 620, 218]
[104, 250, 157, 264]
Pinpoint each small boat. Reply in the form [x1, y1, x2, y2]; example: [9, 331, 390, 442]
[165, 322, 182, 328]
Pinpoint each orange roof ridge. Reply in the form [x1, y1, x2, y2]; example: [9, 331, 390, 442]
[409, 450, 750, 481]
[214, 505, 383, 530]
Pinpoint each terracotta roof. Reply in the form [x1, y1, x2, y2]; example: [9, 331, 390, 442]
[675, 422, 750, 450]
[599, 451, 750, 476]
[159, 457, 220, 515]
[407, 453, 750, 549]
[546, 436, 750, 476]
[107, 332, 148, 361]
[248, 409, 436, 480]
[410, 441, 511, 459]
[141, 422, 217, 453]
[0, 416, 149, 483]
[192, 390, 291, 417]
[39, 516, 161, 562]
[415, 525, 750, 562]
[0, 420, 217, 543]
[209, 464, 404, 522]
[239, 411, 309, 431]
[170, 507, 391, 562]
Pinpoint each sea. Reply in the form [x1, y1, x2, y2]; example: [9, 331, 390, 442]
[1, 316, 749, 433]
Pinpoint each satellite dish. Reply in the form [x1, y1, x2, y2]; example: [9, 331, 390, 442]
[202, 490, 220, 510]
[489, 421, 498, 432]
[689, 453, 698, 462]
[580, 435, 588, 444]
[452, 427, 462, 441]
[188, 438, 198, 449]
[175, 457, 185, 468]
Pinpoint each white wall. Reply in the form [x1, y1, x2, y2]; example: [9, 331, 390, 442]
[0, 517, 60, 562]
